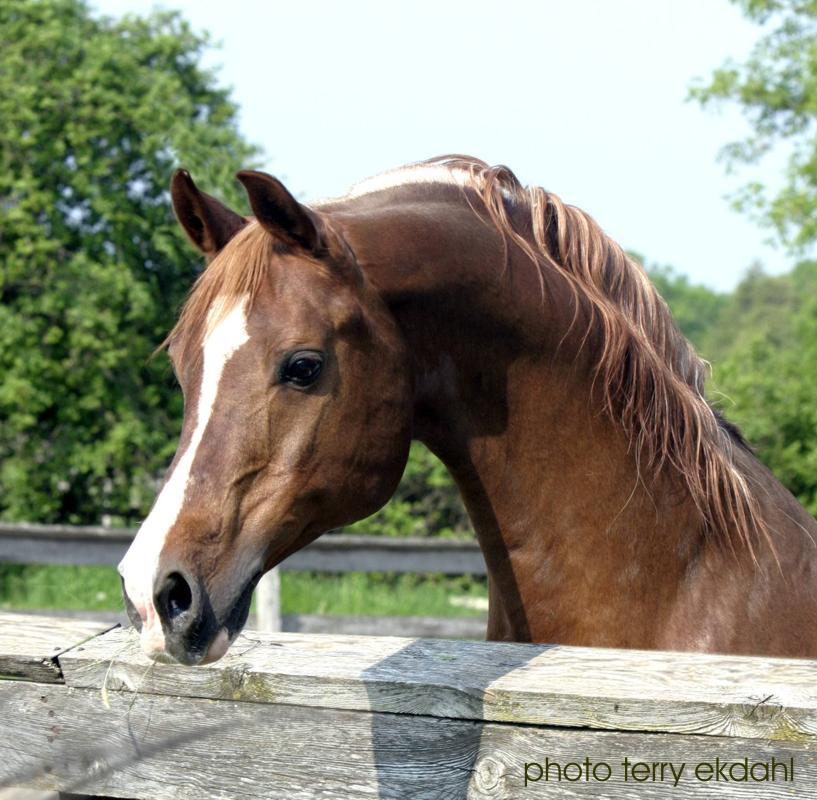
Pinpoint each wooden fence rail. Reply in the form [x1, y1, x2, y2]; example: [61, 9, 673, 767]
[0, 521, 485, 573]
[1, 612, 816, 799]
[0, 522, 486, 636]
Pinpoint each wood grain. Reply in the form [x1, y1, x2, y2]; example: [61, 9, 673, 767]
[280, 612, 487, 639]
[57, 623, 817, 742]
[255, 568, 281, 633]
[0, 524, 486, 574]
[0, 608, 486, 640]
[0, 614, 117, 683]
[4, 616, 817, 798]
[1, 681, 814, 800]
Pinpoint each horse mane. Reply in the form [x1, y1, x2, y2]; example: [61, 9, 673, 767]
[416, 155, 770, 558]
[165, 156, 771, 558]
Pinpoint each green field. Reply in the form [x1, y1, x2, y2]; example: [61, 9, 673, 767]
[0, 564, 488, 618]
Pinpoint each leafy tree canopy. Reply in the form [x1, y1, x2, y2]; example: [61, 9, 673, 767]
[0, 0, 258, 523]
[690, 0, 817, 251]
[639, 258, 817, 517]
[707, 261, 817, 514]
[349, 442, 472, 539]
[645, 262, 728, 350]
[2, 0, 813, 537]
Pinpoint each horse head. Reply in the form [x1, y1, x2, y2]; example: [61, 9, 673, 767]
[118, 170, 412, 664]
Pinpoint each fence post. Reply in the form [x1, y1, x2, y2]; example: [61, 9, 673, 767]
[255, 567, 281, 632]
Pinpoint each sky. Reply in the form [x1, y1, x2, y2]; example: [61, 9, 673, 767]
[97, 0, 791, 291]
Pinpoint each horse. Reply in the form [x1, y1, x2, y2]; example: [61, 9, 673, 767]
[118, 155, 817, 665]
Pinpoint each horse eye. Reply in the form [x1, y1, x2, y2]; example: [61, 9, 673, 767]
[281, 351, 323, 388]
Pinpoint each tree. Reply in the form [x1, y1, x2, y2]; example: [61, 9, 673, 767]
[349, 442, 471, 539]
[642, 252, 817, 516]
[0, 0, 258, 524]
[688, 0, 817, 516]
[707, 261, 817, 514]
[645, 262, 728, 352]
[689, 0, 817, 251]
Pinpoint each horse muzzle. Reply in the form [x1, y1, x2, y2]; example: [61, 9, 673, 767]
[120, 565, 259, 665]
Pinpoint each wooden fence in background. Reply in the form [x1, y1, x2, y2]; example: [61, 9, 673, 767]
[1, 612, 815, 798]
[0, 522, 487, 638]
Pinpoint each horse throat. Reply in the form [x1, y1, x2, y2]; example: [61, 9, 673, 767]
[414, 341, 707, 646]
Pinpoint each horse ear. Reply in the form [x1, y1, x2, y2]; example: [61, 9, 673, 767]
[171, 170, 247, 257]
[236, 170, 323, 253]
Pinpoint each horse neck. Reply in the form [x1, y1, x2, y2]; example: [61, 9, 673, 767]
[335, 192, 725, 647]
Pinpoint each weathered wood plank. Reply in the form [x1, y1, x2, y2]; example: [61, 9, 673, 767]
[0, 610, 128, 627]
[0, 609, 486, 640]
[284, 535, 485, 575]
[0, 523, 133, 541]
[281, 612, 487, 639]
[59, 626, 817, 742]
[255, 568, 281, 632]
[0, 523, 485, 574]
[0, 535, 129, 569]
[0, 614, 117, 683]
[0, 790, 58, 800]
[1, 681, 814, 799]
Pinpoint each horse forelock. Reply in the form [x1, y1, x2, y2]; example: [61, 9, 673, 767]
[162, 223, 267, 363]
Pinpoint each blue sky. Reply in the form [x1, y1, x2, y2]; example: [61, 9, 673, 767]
[99, 0, 790, 291]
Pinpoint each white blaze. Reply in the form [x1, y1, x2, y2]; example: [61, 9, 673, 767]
[118, 295, 250, 655]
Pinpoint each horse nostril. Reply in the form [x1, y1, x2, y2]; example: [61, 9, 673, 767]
[159, 571, 193, 621]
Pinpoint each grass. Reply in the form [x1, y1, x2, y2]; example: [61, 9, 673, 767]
[282, 572, 487, 617]
[0, 564, 488, 618]
[0, 564, 121, 612]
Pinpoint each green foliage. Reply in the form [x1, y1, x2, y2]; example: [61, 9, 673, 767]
[2, 0, 814, 542]
[0, 563, 120, 611]
[0, 563, 488, 618]
[685, 0, 817, 515]
[0, 0, 469, 538]
[281, 571, 486, 618]
[689, 0, 817, 250]
[646, 263, 729, 350]
[637, 257, 817, 516]
[700, 264, 798, 361]
[706, 262, 817, 513]
[0, 0, 258, 523]
[349, 442, 471, 539]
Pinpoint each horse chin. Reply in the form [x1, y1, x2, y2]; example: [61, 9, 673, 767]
[199, 628, 232, 664]
[152, 625, 238, 666]
[188, 576, 256, 665]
